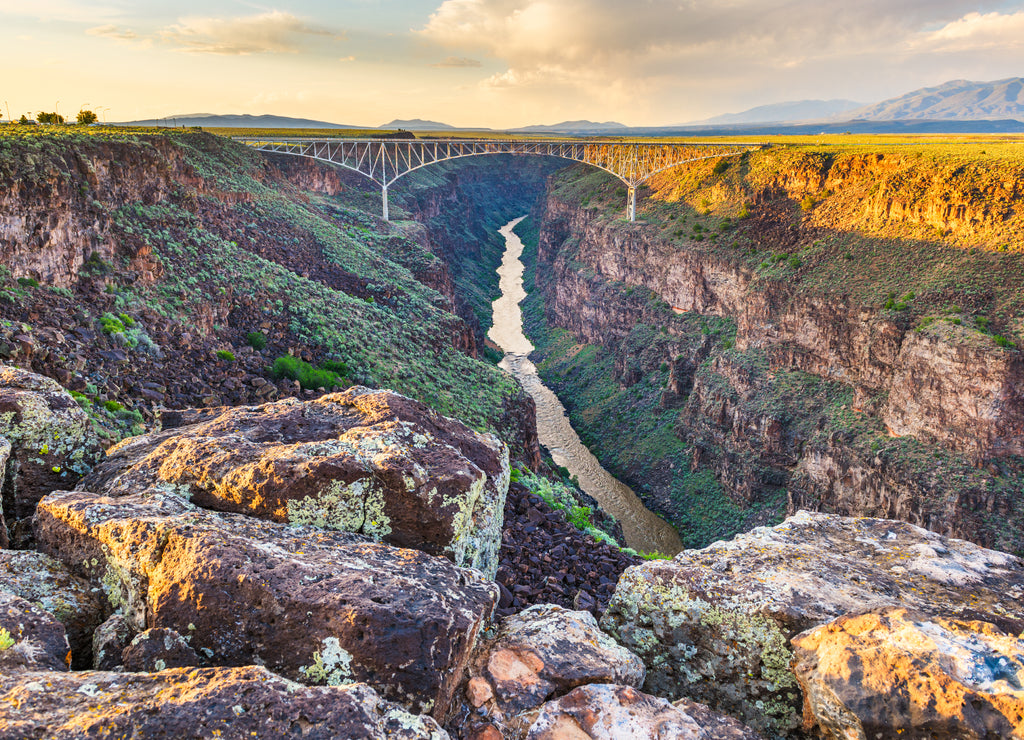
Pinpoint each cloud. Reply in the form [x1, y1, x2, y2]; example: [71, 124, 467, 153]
[160, 10, 343, 55]
[915, 10, 1024, 51]
[432, 56, 482, 67]
[417, 0, 1018, 103]
[86, 24, 142, 43]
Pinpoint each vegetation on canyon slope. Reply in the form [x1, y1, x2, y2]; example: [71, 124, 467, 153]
[0, 128, 536, 447]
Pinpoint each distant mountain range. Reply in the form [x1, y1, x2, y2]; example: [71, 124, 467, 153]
[699, 78, 1024, 126]
[690, 99, 863, 125]
[128, 78, 1024, 135]
[381, 119, 456, 131]
[514, 120, 628, 134]
[124, 113, 361, 129]
[839, 78, 1024, 121]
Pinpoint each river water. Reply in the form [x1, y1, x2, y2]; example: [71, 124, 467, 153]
[488, 217, 684, 556]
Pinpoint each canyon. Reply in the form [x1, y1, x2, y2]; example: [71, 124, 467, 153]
[0, 128, 1021, 739]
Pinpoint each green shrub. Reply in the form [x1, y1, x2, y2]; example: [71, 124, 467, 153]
[320, 359, 349, 376]
[738, 203, 751, 219]
[712, 159, 729, 175]
[566, 506, 593, 529]
[800, 195, 816, 212]
[103, 399, 124, 413]
[216, 349, 236, 361]
[118, 312, 135, 328]
[16, 277, 39, 288]
[976, 316, 990, 331]
[787, 256, 802, 269]
[270, 355, 344, 391]
[993, 335, 1016, 349]
[99, 313, 125, 334]
[245, 331, 267, 350]
[639, 551, 672, 560]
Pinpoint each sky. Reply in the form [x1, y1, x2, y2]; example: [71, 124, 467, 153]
[2, 0, 1024, 128]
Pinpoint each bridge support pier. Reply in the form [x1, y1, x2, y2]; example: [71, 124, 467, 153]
[382, 184, 389, 221]
[627, 185, 636, 222]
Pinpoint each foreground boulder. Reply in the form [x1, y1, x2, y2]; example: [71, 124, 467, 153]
[525, 685, 764, 740]
[0, 666, 449, 739]
[0, 550, 105, 668]
[0, 590, 70, 672]
[121, 627, 199, 673]
[35, 488, 498, 719]
[601, 511, 1024, 736]
[792, 607, 1024, 740]
[457, 604, 644, 737]
[91, 613, 134, 670]
[0, 366, 100, 546]
[79, 386, 509, 577]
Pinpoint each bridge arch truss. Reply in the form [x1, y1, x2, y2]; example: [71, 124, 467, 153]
[236, 137, 760, 221]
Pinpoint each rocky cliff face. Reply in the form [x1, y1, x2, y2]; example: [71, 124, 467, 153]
[539, 196, 1024, 462]
[531, 153, 1024, 554]
[0, 136, 225, 290]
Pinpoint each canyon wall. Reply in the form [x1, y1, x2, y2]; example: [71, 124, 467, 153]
[531, 151, 1024, 554]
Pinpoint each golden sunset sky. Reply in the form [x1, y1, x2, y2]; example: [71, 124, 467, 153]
[3, 0, 1024, 127]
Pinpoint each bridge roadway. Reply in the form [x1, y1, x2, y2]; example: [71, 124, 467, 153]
[236, 137, 761, 221]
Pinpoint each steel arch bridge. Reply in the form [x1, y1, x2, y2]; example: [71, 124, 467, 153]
[235, 137, 761, 221]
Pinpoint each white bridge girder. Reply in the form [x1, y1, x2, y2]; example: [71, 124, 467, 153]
[236, 137, 760, 221]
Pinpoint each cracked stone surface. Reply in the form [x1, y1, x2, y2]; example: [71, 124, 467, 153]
[601, 510, 1024, 736]
[34, 487, 498, 720]
[0, 666, 450, 739]
[77, 386, 509, 577]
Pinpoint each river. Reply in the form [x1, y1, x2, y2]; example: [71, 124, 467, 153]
[488, 217, 684, 556]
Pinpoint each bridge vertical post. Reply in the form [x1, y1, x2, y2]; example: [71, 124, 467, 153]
[382, 184, 389, 221]
[627, 185, 636, 222]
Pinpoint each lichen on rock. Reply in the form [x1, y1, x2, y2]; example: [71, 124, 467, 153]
[34, 486, 498, 720]
[77, 387, 509, 577]
[792, 607, 1024, 740]
[0, 365, 101, 545]
[601, 510, 1024, 736]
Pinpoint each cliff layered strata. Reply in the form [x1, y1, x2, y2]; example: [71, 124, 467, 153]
[533, 170, 1024, 553]
[538, 196, 1023, 461]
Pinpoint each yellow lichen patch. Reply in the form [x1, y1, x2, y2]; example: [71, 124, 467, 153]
[300, 637, 353, 686]
[286, 479, 368, 532]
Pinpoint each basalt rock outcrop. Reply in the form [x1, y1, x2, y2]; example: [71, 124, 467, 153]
[0, 666, 450, 740]
[0, 366, 101, 546]
[80, 386, 510, 577]
[121, 627, 200, 673]
[34, 487, 498, 720]
[601, 510, 1024, 736]
[454, 604, 645, 738]
[791, 607, 1024, 740]
[0, 589, 71, 672]
[0, 550, 104, 669]
[495, 483, 641, 620]
[525, 685, 763, 740]
[91, 613, 134, 671]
